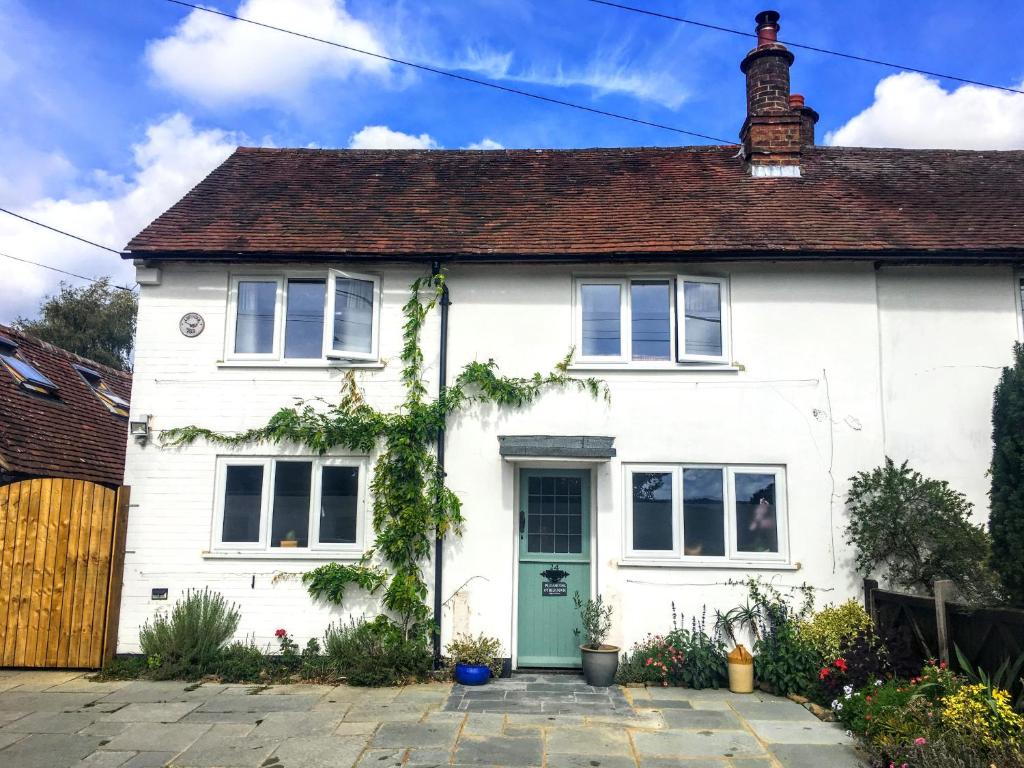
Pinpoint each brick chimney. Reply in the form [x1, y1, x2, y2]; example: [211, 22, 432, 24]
[739, 11, 818, 176]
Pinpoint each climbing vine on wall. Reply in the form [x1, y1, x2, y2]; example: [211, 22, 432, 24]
[162, 273, 607, 636]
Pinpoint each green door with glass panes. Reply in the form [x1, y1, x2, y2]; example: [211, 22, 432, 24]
[516, 469, 590, 668]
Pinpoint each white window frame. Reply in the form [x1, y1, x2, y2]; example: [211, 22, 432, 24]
[324, 269, 382, 362]
[224, 270, 382, 364]
[212, 457, 367, 555]
[574, 277, 677, 365]
[225, 275, 284, 361]
[728, 465, 789, 563]
[624, 464, 681, 559]
[212, 458, 273, 551]
[622, 463, 788, 564]
[676, 275, 731, 364]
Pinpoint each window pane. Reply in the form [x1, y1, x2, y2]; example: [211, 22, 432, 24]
[684, 281, 722, 357]
[222, 465, 263, 543]
[2, 354, 57, 392]
[332, 277, 374, 354]
[525, 474, 583, 554]
[284, 280, 325, 358]
[631, 281, 671, 361]
[735, 472, 779, 553]
[271, 462, 312, 547]
[632, 472, 673, 551]
[683, 468, 725, 556]
[320, 466, 358, 544]
[235, 281, 277, 354]
[581, 284, 621, 357]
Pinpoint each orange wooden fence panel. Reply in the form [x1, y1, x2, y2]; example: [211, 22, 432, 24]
[0, 479, 128, 668]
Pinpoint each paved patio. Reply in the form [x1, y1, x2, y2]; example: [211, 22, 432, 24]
[0, 670, 865, 768]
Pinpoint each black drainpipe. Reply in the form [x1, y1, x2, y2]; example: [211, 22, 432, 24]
[431, 260, 450, 664]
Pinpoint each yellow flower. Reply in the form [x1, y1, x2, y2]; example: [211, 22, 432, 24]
[940, 684, 1024, 749]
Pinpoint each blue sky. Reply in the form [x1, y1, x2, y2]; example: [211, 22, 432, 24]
[2, 0, 1023, 321]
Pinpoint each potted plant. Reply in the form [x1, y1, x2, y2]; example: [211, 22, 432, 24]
[446, 633, 503, 686]
[573, 592, 618, 687]
[714, 603, 759, 694]
[280, 530, 299, 548]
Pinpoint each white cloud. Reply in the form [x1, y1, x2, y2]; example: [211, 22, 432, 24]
[146, 0, 389, 107]
[465, 138, 504, 150]
[827, 72, 1024, 150]
[348, 125, 440, 149]
[448, 45, 689, 110]
[0, 114, 242, 322]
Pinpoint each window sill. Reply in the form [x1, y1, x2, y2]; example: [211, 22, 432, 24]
[617, 558, 799, 571]
[568, 363, 742, 373]
[202, 550, 364, 561]
[217, 360, 386, 370]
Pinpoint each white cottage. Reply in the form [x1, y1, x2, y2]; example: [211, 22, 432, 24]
[117, 12, 1024, 668]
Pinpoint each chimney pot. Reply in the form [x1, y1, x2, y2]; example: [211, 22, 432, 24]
[789, 93, 805, 107]
[755, 10, 781, 47]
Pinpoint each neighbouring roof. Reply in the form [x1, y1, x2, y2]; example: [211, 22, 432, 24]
[0, 325, 131, 486]
[125, 145, 1024, 261]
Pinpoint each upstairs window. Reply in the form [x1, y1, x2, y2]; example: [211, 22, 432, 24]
[575, 276, 730, 365]
[227, 271, 380, 363]
[74, 364, 129, 417]
[0, 335, 58, 397]
[214, 457, 364, 554]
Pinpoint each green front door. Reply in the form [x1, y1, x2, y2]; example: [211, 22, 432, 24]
[516, 468, 591, 668]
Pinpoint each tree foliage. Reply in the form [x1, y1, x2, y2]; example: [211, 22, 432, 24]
[845, 458, 1001, 602]
[15, 279, 137, 371]
[990, 342, 1024, 606]
[162, 273, 606, 636]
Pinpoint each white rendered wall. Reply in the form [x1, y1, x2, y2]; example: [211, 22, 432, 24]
[118, 261, 1018, 658]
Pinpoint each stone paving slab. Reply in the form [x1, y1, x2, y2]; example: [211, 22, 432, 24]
[0, 732, 105, 768]
[99, 722, 211, 753]
[268, 734, 367, 768]
[0, 671, 868, 768]
[748, 719, 855, 745]
[633, 729, 766, 759]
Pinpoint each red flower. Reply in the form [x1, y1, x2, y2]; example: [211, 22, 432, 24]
[834, 658, 848, 672]
[275, 628, 287, 638]
[819, 667, 830, 680]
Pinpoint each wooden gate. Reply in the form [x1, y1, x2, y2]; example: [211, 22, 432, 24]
[0, 479, 129, 668]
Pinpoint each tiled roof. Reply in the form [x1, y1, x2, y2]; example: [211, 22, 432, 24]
[125, 145, 1024, 260]
[0, 325, 131, 486]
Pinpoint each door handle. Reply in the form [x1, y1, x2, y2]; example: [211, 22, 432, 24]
[519, 509, 526, 535]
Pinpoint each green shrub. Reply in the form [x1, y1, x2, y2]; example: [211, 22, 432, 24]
[94, 655, 148, 680]
[718, 579, 819, 697]
[139, 589, 241, 676]
[445, 633, 504, 677]
[865, 739, 1024, 768]
[801, 600, 872, 661]
[845, 459, 1002, 602]
[217, 639, 267, 683]
[324, 616, 432, 686]
[990, 342, 1024, 607]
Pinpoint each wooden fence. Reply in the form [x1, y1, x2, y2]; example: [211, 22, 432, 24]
[865, 578, 1024, 691]
[0, 478, 129, 668]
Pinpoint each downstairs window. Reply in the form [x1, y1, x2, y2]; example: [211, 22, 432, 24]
[625, 464, 788, 563]
[215, 458, 364, 554]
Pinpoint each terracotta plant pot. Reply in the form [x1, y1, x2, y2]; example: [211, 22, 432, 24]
[279, 540, 298, 548]
[580, 644, 620, 687]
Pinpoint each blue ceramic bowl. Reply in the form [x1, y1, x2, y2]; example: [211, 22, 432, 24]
[454, 662, 491, 686]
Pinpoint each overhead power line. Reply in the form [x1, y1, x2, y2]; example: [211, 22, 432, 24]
[163, 0, 732, 144]
[0, 252, 135, 292]
[0, 207, 123, 254]
[586, 0, 1024, 96]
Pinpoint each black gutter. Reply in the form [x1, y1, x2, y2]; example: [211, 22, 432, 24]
[431, 260, 450, 665]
